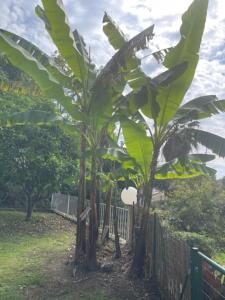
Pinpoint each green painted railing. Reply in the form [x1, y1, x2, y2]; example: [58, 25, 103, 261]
[191, 247, 225, 300]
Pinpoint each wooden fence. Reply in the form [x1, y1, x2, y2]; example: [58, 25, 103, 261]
[146, 213, 191, 300]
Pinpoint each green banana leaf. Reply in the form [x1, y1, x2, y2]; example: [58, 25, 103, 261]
[36, 1, 88, 82]
[156, 0, 208, 126]
[0, 110, 60, 127]
[103, 12, 147, 91]
[0, 32, 84, 121]
[103, 12, 126, 50]
[188, 128, 225, 158]
[174, 95, 225, 123]
[187, 153, 215, 163]
[119, 62, 188, 118]
[0, 29, 74, 89]
[156, 157, 216, 180]
[73, 29, 97, 88]
[120, 117, 153, 179]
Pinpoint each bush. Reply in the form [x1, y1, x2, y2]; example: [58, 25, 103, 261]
[173, 231, 216, 257]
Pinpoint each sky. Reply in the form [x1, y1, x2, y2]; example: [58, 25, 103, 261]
[0, 0, 225, 177]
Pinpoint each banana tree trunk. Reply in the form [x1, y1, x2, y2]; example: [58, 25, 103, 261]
[95, 162, 102, 240]
[75, 123, 87, 265]
[86, 153, 98, 270]
[130, 148, 159, 277]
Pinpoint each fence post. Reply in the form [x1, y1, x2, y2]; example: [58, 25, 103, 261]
[67, 194, 70, 215]
[191, 247, 203, 300]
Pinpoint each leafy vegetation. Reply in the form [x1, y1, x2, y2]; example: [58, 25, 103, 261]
[0, 60, 79, 219]
[0, 0, 225, 279]
[158, 176, 225, 258]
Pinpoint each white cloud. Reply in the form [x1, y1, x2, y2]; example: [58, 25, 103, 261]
[0, 0, 225, 177]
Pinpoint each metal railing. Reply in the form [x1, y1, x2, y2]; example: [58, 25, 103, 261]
[51, 192, 129, 241]
[191, 248, 225, 300]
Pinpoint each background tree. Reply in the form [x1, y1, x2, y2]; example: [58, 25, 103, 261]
[166, 177, 225, 235]
[158, 176, 225, 255]
[0, 59, 79, 219]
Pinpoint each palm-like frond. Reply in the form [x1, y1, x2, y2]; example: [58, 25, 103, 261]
[36, 1, 88, 82]
[0, 29, 74, 89]
[156, 155, 216, 180]
[117, 62, 188, 119]
[0, 32, 84, 121]
[188, 128, 225, 158]
[174, 95, 225, 123]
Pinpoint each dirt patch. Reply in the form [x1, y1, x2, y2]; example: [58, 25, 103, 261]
[23, 230, 161, 300]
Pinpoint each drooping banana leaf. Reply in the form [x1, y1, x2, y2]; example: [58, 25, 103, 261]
[187, 153, 215, 163]
[36, 1, 88, 82]
[0, 110, 79, 137]
[156, 157, 216, 180]
[0, 32, 84, 121]
[120, 117, 153, 180]
[156, 0, 208, 126]
[162, 127, 197, 161]
[188, 128, 225, 158]
[102, 12, 147, 91]
[102, 12, 172, 91]
[97, 22, 154, 86]
[0, 29, 74, 89]
[0, 110, 59, 127]
[174, 95, 225, 123]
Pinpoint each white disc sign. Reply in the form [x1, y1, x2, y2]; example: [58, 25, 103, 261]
[121, 187, 137, 205]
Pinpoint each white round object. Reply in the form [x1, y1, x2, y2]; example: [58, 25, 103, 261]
[121, 187, 137, 205]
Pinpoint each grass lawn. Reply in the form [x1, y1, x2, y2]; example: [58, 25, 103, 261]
[0, 210, 76, 299]
[0, 210, 116, 300]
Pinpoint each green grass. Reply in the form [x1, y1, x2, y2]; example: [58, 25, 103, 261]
[214, 252, 225, 267]
[0, 211, 121, 300]
[0, 210, 75, 300]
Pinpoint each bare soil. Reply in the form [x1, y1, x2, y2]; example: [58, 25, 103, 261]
[9, 212, 161, 300]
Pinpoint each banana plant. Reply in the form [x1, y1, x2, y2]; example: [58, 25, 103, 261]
[0, 0, 166, 270]
[117, 0, 225, 277]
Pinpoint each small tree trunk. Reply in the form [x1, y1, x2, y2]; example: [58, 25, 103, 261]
[75, 123, 87, 266]
[113, 205, 121, 259]
[86, 153, 98, 270]
[25, 195, 33, 221]
[102, 187, 112, 243]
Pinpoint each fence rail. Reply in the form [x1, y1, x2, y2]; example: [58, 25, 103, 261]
[51, 192, 129, 241]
